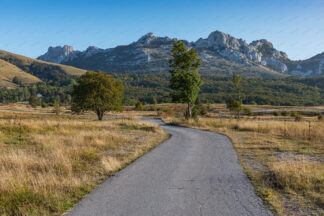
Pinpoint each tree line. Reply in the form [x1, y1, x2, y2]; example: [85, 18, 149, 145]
[1, 41, 324, 119]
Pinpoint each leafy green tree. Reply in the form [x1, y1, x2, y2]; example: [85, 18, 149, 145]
[226, 74, 243, 118]
[169, 41, 202, 119]
[71, 71, 123, 120]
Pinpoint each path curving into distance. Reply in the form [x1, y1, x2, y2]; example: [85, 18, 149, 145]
[65, 118, 272, 216]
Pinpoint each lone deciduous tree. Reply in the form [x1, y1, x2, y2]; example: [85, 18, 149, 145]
[169, 41, 202, 119]
[71, 71, 123, 120]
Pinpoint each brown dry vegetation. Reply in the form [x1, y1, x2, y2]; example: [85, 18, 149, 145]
[0, 111, 167, 216]
[141, 103, 324, 216]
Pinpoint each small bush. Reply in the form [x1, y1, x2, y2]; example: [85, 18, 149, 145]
[81, 149, 99, 164]
[295, 114, 302, 122]
[153, 98, 157, 111]
[184, 109, 190, 120]
[243, 107, 253, 116]
[12, 76, 22, 86]
[41, 102, 47, 108]
[53, 104, 61, 115]
[290, 112, 297, 117]
[164, 108, 174, 116]
[273, 111, 280, 116]
[207, 103, 211, 111]
[28, 96, 39, 108]
[192, 109, 199, 121]
[134, 100, 144, 111]
[318, 114, 323, 121]
[231, 124, 240, 131]
[281, 111, 289, 116]
[199, 105, 208, 116]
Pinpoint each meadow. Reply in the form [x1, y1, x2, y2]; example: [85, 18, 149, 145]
[0, 107, 167, 216]
[140, 103, 324, 216]
[0, 102, 323, 215]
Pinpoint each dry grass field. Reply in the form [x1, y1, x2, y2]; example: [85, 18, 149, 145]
[137, 103, 324, 216]
[0, 110, 167, 216]
[1, 102, 323, 215]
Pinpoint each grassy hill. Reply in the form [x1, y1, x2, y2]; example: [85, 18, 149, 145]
[0, 50, 86, 88]
[0, 59, 41, 88]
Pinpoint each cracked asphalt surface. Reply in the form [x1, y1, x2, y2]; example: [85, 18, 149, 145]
[65, 118, 273, 216]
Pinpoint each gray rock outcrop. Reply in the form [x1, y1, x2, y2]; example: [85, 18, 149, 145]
[37, 30, 324, 77]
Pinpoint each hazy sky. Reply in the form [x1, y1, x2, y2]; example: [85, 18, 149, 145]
[1, 0, 323, 60]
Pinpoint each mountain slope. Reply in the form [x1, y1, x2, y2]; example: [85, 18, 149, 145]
[286, 52, 324, 76]
[0, 50, 86, 88]
[37, 30, 322, 78]
[0, 59, 41, 88]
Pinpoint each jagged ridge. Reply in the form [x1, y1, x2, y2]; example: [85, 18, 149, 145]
[37, 30, 324, 77]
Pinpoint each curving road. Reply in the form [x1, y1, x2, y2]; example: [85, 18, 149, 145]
[65, 118, 272, 216]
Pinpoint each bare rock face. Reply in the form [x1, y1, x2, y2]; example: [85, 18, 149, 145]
[83, 46, 104, 57]
[134, 33, 176, 47]
[193, 31, 289, 72]
[38, 45, 75, 64]
[37, 30, 324, 77]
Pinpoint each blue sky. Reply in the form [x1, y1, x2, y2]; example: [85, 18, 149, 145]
[0, 0, 323, 60]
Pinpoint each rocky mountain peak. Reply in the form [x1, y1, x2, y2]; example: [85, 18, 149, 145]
[137, 32, 157, 44]
[250, 39, 288, 59]
[135, 32, 176, 47]
[194, 30, 247, 51]
[38, 45, 75, 64]
[250, 39, 273, 48]
[83, 46, 103, 57]
[37, 30, 324, 77]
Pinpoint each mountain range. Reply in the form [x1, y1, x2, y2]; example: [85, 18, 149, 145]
[38, 30, 324, 78]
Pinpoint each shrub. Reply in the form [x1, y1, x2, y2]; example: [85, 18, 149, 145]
[295, 114, 302, 122]
[273, 111, 280, 116]
[318, 114, 323, 121]
[281, 111, 289, 116]
[153, 98, 157, 111]
[192, 108, 199, 121]
[12, 76, 22, 86]
[290, 111, 297, 117]
[207, 103, 211, 111]
[53, 104, 61, 115]
[134, 100, 144, 111]
[28, 96, 39, 108]
[164, 108, 174, 116]
[184, 109, 190, 119]
[199, 105, 208, 116]
[243, 107, 253, 116]
[41, 102, 47, 108]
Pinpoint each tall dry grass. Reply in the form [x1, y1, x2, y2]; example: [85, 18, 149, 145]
[164, 115, 324, 215]
[0, 112, 167, 216]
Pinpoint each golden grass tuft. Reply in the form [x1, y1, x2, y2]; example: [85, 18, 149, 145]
[0, 111, 167, 216]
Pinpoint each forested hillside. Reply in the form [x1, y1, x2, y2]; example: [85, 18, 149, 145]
[2, 73, 323, 106]
[119, 74, 324, 106]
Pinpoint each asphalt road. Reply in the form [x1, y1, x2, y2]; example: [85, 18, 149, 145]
[65, 118, 272, 216]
